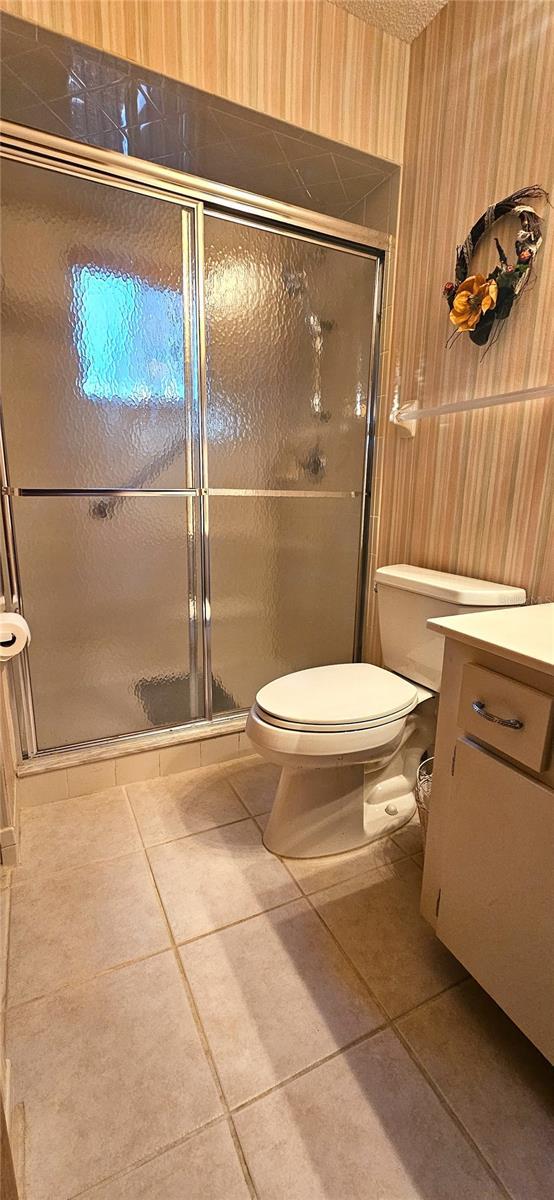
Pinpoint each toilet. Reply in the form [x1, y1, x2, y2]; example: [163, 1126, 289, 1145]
[246, 564, 526, 858]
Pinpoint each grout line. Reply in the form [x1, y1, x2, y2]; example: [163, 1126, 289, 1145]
[227, 1116, 258, 1200]
[225, 771, 272, 821]
[284, 850, 413, 900]
[265, 807, 506, 1199]
[9, 844, 148, 891]
[14, 797, 257, 890]
[5, 944, 172, 1015]
[124, 787, 260, 1198]
[229, 1023, 389, 1117]
[276, 843, 511, 1199]
[271, 845, 390, 1026]
[123, 786, 392, 1189]
[172, 946, 229, 1108]
[8, 769, 518, 1198]
[250, 811, 412, 899]
[391, 976, 469, 1024]
[141, 812, 257, 852]
[67, 1114, 232, 1199]
[256, 831, 477, 1051]
[309, 896, 469, 1026]
[392, 1024, 514, 1200]
[174, 891, 304, 948]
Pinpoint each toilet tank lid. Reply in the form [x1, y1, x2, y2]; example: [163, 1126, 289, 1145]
[375, 565, 526, 606]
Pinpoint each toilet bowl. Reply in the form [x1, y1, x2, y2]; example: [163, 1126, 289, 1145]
[247, 662, 436, 857]
[246, 564, 526, 859]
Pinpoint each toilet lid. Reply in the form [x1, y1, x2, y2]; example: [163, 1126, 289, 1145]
[255, 664, 418, 729]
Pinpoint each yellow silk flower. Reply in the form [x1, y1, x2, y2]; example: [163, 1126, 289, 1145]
[449, 274, 498, 330]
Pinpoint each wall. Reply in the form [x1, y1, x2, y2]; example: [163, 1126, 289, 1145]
[3, 0, 551, 672]
[0, 0, 409, 162]
[366, 0, 553, 659]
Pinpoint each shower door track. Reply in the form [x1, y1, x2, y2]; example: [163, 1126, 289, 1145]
[0, 121, 385, 770]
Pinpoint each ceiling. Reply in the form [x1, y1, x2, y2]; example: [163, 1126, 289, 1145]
[329, 0, 448, 43]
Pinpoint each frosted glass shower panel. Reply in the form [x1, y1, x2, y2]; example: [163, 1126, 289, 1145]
[204, 217, 376, 491]
[13, 496, 201, 748]
[209, 495, 362, 712]
[0, 159, 195, 488]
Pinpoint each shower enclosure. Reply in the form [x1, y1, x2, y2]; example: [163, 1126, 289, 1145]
[0, 123, 383, 761]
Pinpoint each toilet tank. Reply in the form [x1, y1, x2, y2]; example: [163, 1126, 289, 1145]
[375, 565, 526, 691]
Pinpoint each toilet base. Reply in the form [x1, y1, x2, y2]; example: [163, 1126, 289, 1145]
[263, 761, 417, 859]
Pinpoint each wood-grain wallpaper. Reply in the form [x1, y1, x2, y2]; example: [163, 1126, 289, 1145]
[1, 0, 550, 638]
[367, 0, 553, 660]
[0, 0, 409, 161]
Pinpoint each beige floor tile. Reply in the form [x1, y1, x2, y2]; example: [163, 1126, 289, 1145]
[228, 758, 281, 815]
[235, 1029, 503, 1200]
[83, 1121, 250, 1199]
[282, 835, 406, 896]
[182, 898, 381, 1106]
[391, 814, 423, 856]
[7, 953, 222, 1200]
[312, 859, 466, 1017]
[18, 787, 142, 880]
[127, 764, 246, 847]
[149, 819, 299, 942]
[8, 854, 170, 1006]
[398, 979, 554, 1200]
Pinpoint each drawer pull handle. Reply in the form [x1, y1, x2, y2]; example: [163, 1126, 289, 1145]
[472, 700, 524, 730]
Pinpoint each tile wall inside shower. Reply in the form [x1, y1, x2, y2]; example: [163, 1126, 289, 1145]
[0, 11, 399, 232]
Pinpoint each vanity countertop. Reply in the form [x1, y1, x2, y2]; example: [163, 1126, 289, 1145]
[428, 602, 554, 674]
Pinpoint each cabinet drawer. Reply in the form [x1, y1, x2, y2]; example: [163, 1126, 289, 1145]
[458, 663, 553, 772]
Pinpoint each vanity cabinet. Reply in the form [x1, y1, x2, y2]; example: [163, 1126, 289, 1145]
[421, 606, 554, 1063]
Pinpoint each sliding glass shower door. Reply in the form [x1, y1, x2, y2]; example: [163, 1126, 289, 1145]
[204, 215, 377, 713]
[0, 145, 381, 756]
[1, 158, 203, 749]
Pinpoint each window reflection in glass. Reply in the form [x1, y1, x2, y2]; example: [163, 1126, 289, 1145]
[72, 264, 184, 406]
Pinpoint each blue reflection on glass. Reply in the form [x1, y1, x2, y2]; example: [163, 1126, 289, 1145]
[73, 265, 184, 405]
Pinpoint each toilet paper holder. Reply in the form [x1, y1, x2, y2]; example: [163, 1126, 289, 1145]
[0, 612, 31, 660]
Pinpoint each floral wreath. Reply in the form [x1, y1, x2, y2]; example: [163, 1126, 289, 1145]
[443, 186, 549, 349]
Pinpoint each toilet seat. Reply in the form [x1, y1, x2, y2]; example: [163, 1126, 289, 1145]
[255, 663, 419, 734]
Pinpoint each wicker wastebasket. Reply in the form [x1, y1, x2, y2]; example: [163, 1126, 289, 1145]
[415, 756, 433, 850]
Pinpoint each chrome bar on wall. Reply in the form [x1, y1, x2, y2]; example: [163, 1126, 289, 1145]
[391, 384, 554, 432]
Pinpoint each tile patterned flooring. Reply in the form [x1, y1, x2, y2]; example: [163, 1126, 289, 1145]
[5, 756, 553, 1199]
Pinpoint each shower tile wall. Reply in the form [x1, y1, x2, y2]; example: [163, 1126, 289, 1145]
[0, 11, 399, 230]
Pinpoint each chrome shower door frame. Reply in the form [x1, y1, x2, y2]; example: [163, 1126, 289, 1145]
[0, 121, 385, 765]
